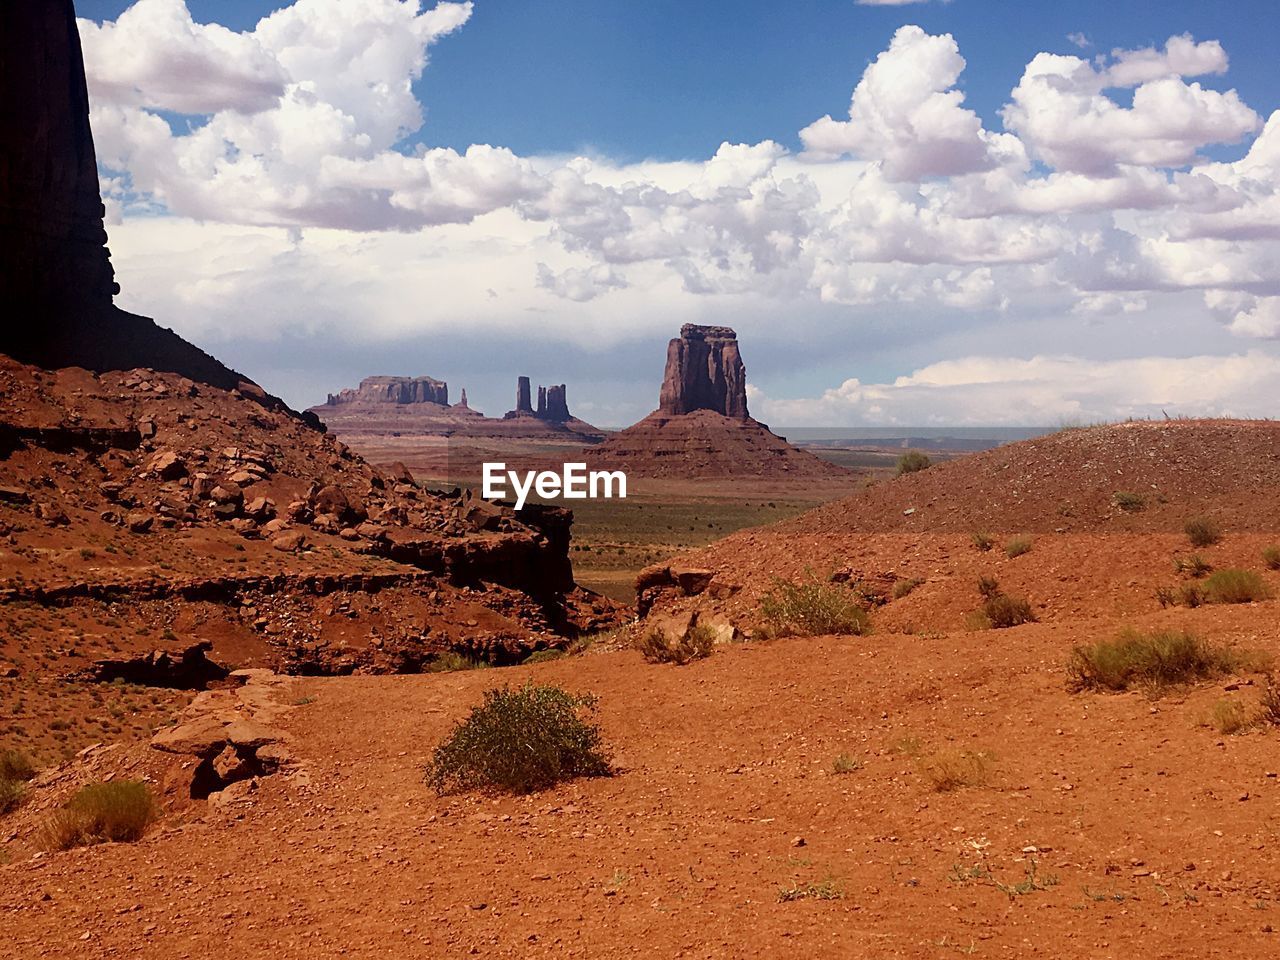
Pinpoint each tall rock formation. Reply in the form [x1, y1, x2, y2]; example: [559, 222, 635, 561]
[545, 384, 571, 423]
[658, 325, 749, 419]
[589, 324, 848, 479]
[327, 376, 448, 406]
[0, 0, 286, 403]
[515, 376, 534, 415]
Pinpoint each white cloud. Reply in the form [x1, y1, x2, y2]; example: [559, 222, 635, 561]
[753, 353, 1280, 425]
[1003, 37, 1260, 174]
[799, 26, 1017, 180]
[79, 7, 1280, 420]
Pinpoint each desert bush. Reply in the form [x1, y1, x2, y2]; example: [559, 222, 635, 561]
[1184, 516, 1222, 548]
[759, 574, 871, 637]
[1263, 546, 1280, 571]
[982, 594, 1037, 629]
[778, 878, 843, 902]
[0, 750, 36, 815]
[43, 780, 157, 850]
[1005, 536, 1033, 558]
[917, 749, 992, 792]
[1207, 699, 1252, 735]
[1259, 677, 1280, 727]
[831, 753, 861, 775]
[426, 651, 490, 673]
[1067, 629, 1248, 693]
[892, 577, 924, 600]
[1112, 492, 1146, 513]
[1203, 568, 1271, 604]
[426, 684, 611, 795]
[971, 532, 994, 552]
[1173, 553, 1212, 578]
[638, 623, 715, 665]
[896, 451, 932, 476]
[969, 577, 1035, 629]
[976, 575, 1002, 601]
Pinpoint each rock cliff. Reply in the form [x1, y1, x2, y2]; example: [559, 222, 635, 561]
[327, 376, 449, 407]
[658, 325, 749, 419]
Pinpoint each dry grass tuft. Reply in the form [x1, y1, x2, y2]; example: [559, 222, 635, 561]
[1172, 553, 1212, 579]
[1184, 516, 1222, 548]
[1067, 628, 1263, 694]
[1112, 491, 1146, 513]
[426, 684, 612, 796]
[1263, 546, 1280, 571]
[1004, 536, 1033, 559]
[1207, 699, 1252, 735]
[759, 574, 871, 637]
[896, 450, 932, 475]
[1202, 568, 1271, 604]
[638, 623, 715, 665]
[42, 781, 157, 850]
[0, 750, 37, 815]
[891, 577, 924, 600]
[917, 749, 993, 792]
[970, 532, 994, 552]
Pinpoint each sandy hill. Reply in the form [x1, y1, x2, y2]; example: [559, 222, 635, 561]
[784, 419, 1280, 535]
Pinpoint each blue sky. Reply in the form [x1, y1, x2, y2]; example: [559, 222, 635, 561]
[80, 0, 1279, 161]
[74, 1, 1280, 425]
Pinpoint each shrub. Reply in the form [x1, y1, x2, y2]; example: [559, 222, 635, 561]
[1005, 536, 1033, 558]
[1207, 699, 1252, 735]
[1173, 554, 1212, 578]
[0, 750, 36, 815]
[778, 878, 843, 902]
[1203, 568, 1271, 605]
[759, 574, 871, 637]
[976, 575, 1002, 601]
[43, 781, 157, 850]
[917, 749, 992, 792]
[1259, 677, 1280, 727]
[427, 651, 490, 673]
[982, 594, 1037, 629]
[1112, 492, 1146, 513]
[426, 684, 612, 795]
[971, 532, 994, 552]
[892, 577, 923, 600]
[831, 753, 861, 775]
[1184, 517, 1222, 548]
[896, 451, 932, 476]
[1067, 629, 1248, 694]
[638, 623, 715, 665]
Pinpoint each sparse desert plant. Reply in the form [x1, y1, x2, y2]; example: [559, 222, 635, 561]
[425, 684, 612, 795]
[1263, 546, 1280, 570]
[976, 575, 1002, 601]
[1005, 536, 1033, 558]
[1202, 568, 1271, 605]
[1207, 699, 1252, 735]
[43, 780, 157, 849]
[426, 651, 490, 673]
[982, 594, 1037, 629]
[1173, 553, 1212, 578]
[637, 623, 715, 665]
[0, 749, 36, 815]
[971, 532, 994, 552]
[1067, 628, 1254, 694]
[917, 749, 992, 792]
[1184, 516, 1222, 548]
[892, 577, 923, 600]
[831, 753, 862, 775]
[1112, 492, 1146, 513]
[969, 578, 1035, 629]
[896, 450, 932, 476]
[758, 574, 871, 637]
[778, 877, 844, 902]
[1258, 676, 1280, 727]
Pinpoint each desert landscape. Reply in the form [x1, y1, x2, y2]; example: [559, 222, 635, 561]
[4, 2, 1280, 959]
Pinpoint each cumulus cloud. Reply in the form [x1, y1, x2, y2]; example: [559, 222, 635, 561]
[1003, 36, 1260, 174]
[799, 26, 1017, 180]
[753, 353, 1280, 426]
[79, 6, 1280, 420]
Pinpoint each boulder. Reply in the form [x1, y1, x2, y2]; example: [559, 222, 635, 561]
[125, 511, 153, 533]
[224, 717, 281, 750]
[671, 565, 715, 596]
[244, 496, 276, 520]
[148, 450, 186, 480]
[271, 530, 308, 552]
[151, 713, 230, 756]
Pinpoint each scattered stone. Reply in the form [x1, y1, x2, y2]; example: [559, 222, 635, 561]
[271, 531, 308, 553]
[148, 450, 186, 480]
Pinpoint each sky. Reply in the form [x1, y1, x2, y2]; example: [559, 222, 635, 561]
[74, 0, 1280, 426]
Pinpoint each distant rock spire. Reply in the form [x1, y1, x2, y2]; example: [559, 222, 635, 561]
[658, 324, 749, 419]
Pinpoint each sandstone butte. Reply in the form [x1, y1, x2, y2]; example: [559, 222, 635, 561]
[588, 323, 850, 478]
[309, 373, 604, 442]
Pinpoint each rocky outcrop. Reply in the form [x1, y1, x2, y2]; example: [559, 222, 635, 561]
[0, 1, 295, 407]
[589, 326, 849, 479]
[505, 378, 574, 423]
[659, 325, 749, 419]
[326, 376, 449, 407]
